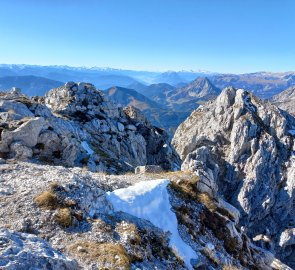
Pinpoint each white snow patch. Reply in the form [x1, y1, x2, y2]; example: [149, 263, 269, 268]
[107, 179, 197, 269]
[81, 141, 94, 155]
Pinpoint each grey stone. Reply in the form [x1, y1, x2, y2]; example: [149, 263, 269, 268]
[0, 117, 45, 152]
[117, 122, 125, 132]
[135, 165, 164, 174]
[0, 228, 79, 270]
[0, 99, 34, 120]
[10, 141, 33, 160]
[126, 124, 137, 131]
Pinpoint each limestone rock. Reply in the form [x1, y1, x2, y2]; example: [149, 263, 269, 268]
[279, 229, 295, 248]
[172, 87, 295, 268]
[10, 141, 33, 160]
[135, 165, 164, 174]
[0, 83, 180, 173]
[0, 117, 45, 152]
[0, 99, 34, 120]
[0, 228, 79, 270]
[272, 86, 295, 116]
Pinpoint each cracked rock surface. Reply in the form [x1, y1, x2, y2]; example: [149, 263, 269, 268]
[172, 87, 295, 268]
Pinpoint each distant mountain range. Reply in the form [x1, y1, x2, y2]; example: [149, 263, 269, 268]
[1, 64, 294, 98]
[0, 64, 213, 90]
[2, 64, 295, 134]
[210, 72, 295, 99]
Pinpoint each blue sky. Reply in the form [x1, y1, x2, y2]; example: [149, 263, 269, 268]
[0, 0, 294, 73]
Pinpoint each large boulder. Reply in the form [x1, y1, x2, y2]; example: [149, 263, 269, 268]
[0, 117, 45, 152]
[135, 165, 164, 174]
[0, 99, 34, 121]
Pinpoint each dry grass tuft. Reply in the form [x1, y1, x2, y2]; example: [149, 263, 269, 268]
[169, 173, 200, 199]
[197, 192, 217, 212]
[55, 208, 72, 227]
[169, 172, 217, 212]
[171, 246, 185, 266]
[34, 191, 59, 210]
[223, 265, 242, 270]
[116, 221, 141, 245]
[68, 241, 130, 270]
[34, 182, 76, 227]
[148, 170, 197, 181]
[34, 182, 64, 210]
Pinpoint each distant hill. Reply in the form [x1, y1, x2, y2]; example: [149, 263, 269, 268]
[104, 86, 189, 135]
[105, 86, 165, 110]
[209, 72, 295, 99]
[132, 78, 220, 112]
[175, 77, 220, 99]
[0, 75, 64, 96]
[154, 71, 186, 86]
[133, 83, 176, 105]
[165, 77, 221, 111]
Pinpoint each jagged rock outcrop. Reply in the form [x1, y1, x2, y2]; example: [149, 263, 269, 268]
[0, 83, 180, 173]
[172, 87, 295, 268]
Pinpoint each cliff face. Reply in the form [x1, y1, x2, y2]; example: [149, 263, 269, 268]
[172, 87, 295, 268]
[0, 83, 180, 173]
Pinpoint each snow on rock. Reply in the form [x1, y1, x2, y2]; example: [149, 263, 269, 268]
[107, 179, 197, 269]
[241, 89, 257, 113]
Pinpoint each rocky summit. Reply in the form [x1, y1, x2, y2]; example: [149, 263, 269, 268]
[172, 87, 295, 268]
[0, 82, 180, 173]
[0, 83, 294, 270]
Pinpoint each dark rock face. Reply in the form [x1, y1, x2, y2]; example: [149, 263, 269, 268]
[0, 83, 180, 173]
[172, 87, 295, 268]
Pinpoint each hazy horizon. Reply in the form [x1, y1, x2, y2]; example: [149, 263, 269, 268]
[1, 63, 295, 75]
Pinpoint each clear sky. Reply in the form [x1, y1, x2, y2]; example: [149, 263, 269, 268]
[0, 0, 294, 73]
